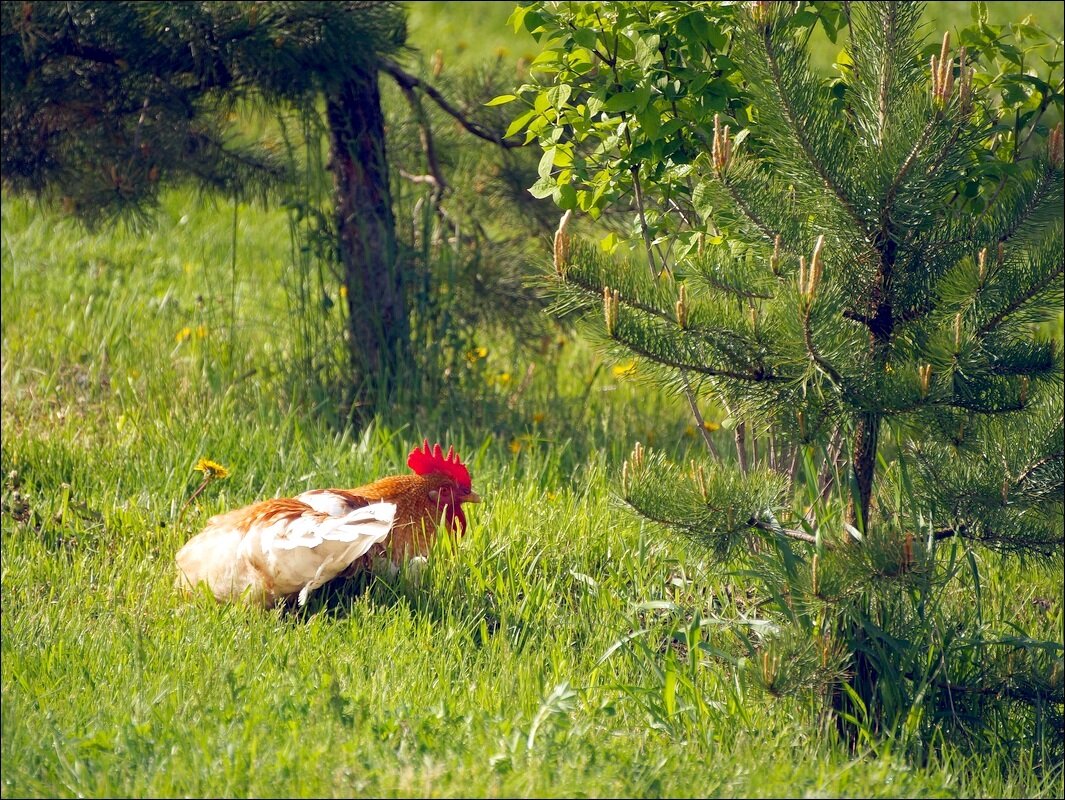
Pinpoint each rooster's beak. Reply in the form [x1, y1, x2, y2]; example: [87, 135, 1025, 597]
[464, 490, 482, 504]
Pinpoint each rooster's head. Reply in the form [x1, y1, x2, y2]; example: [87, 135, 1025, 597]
[407, 440, 481, 533]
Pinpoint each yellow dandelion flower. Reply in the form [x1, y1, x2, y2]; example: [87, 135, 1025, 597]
[498, 372, 511, 385]
[175, 326, 193, 343]
[612, 360, 637, 378]
[194, 458, 230, 480]
[339, 285, 348, 299]
[466, 346, 489, 363]
[195, 324, 208, 339]
[495, 46, 510, 59]
[532, 412, 546, 424]
[702, 420, 721, 432]
[508, 438, 522, 454]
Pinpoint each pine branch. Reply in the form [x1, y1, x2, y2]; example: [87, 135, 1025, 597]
[1015, 446, 1065, 488]
[802, 303, 845, 388]
[922, 166, 1061, 259]
[749, 518, 819, 545]
[380, 58, 522, 149]
[977, 262, 1064, 336]
[47, 34, 126, 68]
[992, 167, 1061, 247]
[931, 524, 1061, 553]
[758, 27, 869, 237]
[882, 115, 937, 218]
[876, 5, 897, 139]
[718, 171, 778, 242]
[560, 266, 764, 360]
[611, 328, 782, 384]
[693, 268, 774, 301]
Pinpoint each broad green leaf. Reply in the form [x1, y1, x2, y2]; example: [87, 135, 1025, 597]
[572, 26, 597, 49]
[531, 48, 560, 68]
[599, 231, 620, 253]
[505, 109, 537, 139]
[635, 33, 661, 70]
[523, 9, 545, 33]
[557, 183, 578, 210]
[637, 106, 662, 140]
[528, 176, 557, 199]
[705, 22, 727, 50]
[507, 5, 528, 33]
[604, 90, 643, 113]
[547, 84, 573, 109]
[538, 148, 556, 179]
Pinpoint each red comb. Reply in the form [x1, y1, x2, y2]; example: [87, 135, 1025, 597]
[407, 439, 471, 488]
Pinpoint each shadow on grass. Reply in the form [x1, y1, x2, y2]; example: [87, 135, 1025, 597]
[283, 567, 505, 650]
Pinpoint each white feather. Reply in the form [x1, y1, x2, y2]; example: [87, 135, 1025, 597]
[175, 501, 396, 607]
[295, 489, 362, 517]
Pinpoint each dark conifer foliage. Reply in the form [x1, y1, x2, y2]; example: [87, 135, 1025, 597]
[1, 2, 405, 225]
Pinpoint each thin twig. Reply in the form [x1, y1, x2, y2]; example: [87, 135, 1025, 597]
[681, 373, 722, 459]
[787, 444, 801, 484]
[630, 165, 660, 280]
[395, 85, 448, 199]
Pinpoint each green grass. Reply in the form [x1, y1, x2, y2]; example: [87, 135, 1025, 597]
[3, 189, 1063, 798]
[3, 2, 1064, 797]
[405, 2, 536, 68]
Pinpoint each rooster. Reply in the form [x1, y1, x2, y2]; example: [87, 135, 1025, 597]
[175, 441, 480, 607]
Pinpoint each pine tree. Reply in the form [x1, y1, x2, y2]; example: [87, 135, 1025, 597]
[550, 2, 1063, 749]
[1, 1, 412, 416]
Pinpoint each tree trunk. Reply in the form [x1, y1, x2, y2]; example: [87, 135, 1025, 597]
[326, 61, 409, 422]
[831, 410, 882, 748]
[849, 411, 881, 531]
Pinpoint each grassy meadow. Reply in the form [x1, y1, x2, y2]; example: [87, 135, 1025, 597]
[2, 2, 1064, 798]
